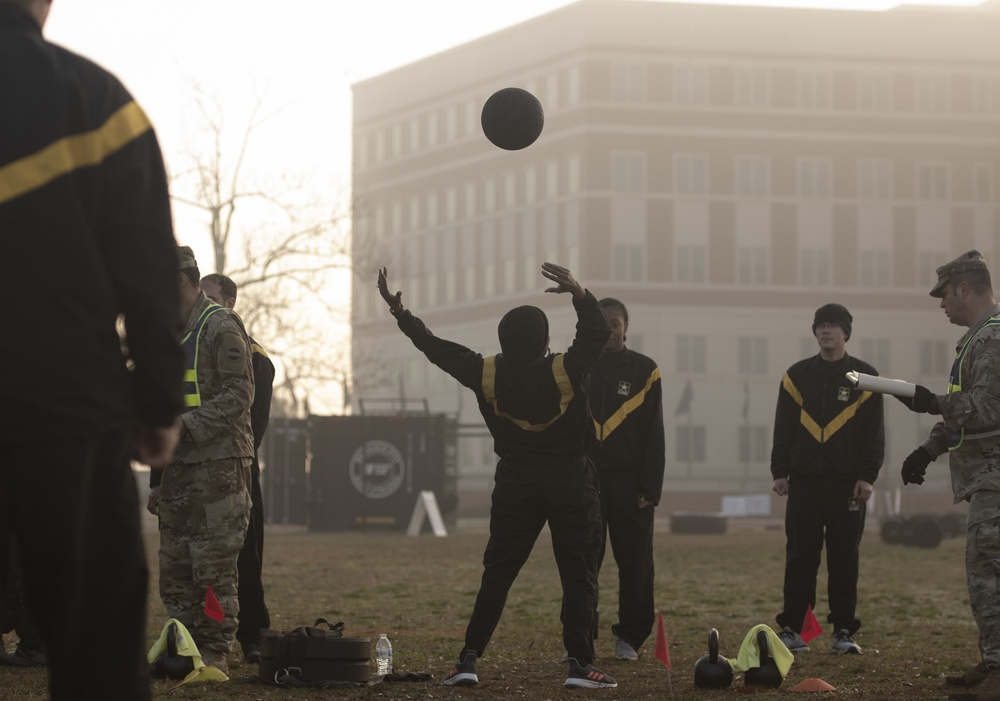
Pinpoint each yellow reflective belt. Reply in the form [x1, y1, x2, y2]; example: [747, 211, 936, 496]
[593, 367, 661, 440]
[0, 101, 151, 205]
[782, 372, 873, 444]
[181, 304, 224, 409]
[482, 354, 574, 431]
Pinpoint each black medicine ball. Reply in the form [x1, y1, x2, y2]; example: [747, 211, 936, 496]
[481, 87, 544, 151]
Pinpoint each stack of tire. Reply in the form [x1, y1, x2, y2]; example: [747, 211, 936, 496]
[880, 513, 964, 549]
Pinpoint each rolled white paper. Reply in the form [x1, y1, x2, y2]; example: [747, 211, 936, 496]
[845, 371, 916, 398]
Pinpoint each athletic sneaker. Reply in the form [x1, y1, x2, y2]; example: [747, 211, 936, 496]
[443, 652, 479, 686]
[565, 658, 618, 688]
[614, 638, 639, 661]
[778, 627, 809, 653]
[831, 629, 861, 655]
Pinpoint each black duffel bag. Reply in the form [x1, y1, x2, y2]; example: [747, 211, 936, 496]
[259, 619, 371, 688]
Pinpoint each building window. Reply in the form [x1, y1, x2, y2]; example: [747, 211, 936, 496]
[738, 337, 768, 375]
[374, 130, 386, 164]
[445, 188, 457, 223]
[858, 339, 891, 374]
[464, 183, 476, 219]
[675, 154, 708, 195]
[858, 160, 892, 200]
[859, 249, 891, 287]
[612, 64, 644, 102]
[613, 244, 644, 281]
[484, 177, 496, 213]
[858, 73, 891, 112]
[545, 160, 559, 199]
[676, 426, 706, 463]
[392, 124, 403, 158]
[798, 71, 831, 110]
[675, 65, 707, 105]
[916, 75, 950, 113]
[736, 68, 769, 108]
[504, 172, 516, 209]
[974, 77, 1000, 115]
[917, 162, 949, 201]
[407, 196, 420, 230]
[976, 164, 994, 202]
[798, 160, 832, 198]
[919, 340, 949, 376]
[676, 245, 707, 283]
[611, 152, 646, 192]
[391, 201, 402, 236]
[568, 155, 581, 194]
[677, 336, 706, 374]
[426, 192, 438, 227]
[736, 157, 770, 197]
[738, 426, 769, 463]
[800, 248, 831, 286]
[525, 166, 537, 204]
[737, 247, 769, 285]
[918, 251, 949, 288]
[445, 106, 457, 141]
[568, 67, 581, 104]
[408, 118, 419, 153]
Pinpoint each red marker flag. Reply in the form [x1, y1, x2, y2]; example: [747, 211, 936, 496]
[204, 585, 224, 623]
[801, 604, 823, 644]
[654, 612, 672, 670]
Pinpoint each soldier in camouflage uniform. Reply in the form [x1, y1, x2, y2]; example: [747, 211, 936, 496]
[896, 251, 1000, 701]
[147, 246, 255, 676]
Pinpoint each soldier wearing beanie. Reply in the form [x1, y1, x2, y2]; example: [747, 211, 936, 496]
[771, 304, 885, 656]
[378, 263, 617, 689]
[895, 251, 1000, 697]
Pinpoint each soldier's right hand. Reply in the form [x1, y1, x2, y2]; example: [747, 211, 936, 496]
[901, 447, 933, 486]
[147, 486, 161, 515]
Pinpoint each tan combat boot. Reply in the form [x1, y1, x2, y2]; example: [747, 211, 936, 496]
[947, 661, 991, 688]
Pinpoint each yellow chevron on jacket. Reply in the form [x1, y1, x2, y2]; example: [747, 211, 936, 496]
[782, 372, 873, 443]
[482, 354, 574, 431]
[0, 101, 151, 205]
[593, 367, 661, 440]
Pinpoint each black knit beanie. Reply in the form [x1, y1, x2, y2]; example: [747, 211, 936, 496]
[812, 303, 853, 340]
[498, 305, 549, 366]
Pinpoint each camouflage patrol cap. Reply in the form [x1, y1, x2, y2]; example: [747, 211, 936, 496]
[178, 246, 198, 270]
[930, 250, 988, 298]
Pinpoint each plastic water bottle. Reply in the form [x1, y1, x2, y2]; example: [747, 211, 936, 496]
[375, 633, 392, 676]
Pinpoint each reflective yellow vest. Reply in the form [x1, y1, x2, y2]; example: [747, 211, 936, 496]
[181, 303, 225, 410]
[947, 316, 1000, 451]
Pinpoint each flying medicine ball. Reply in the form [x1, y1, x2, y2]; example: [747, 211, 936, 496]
[481, 87, 544, 151]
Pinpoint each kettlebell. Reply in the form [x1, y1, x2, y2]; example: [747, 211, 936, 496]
[693, 628, 733, 689]
[152, 622, 195, 680]
[743, 630, 783, 688]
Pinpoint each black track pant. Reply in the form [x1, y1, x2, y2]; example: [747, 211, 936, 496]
[461, 458, 602, 666]
[776, 474, 865, 636]
[236, 455, 270, 647]
[0, 429, 150, 700]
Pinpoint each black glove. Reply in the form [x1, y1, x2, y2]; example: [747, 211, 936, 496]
[901, 447, 934, 486]
[895, 385, 940, 415]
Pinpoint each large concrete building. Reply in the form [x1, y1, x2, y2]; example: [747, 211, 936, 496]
[350, 0, 1000, 515]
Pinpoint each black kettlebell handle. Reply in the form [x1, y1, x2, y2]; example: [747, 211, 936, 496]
[757, 630, 769, 661]
[708, 628, 720, 663]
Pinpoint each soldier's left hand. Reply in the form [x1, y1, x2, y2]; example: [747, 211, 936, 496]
[377, 267, 404, 314]
[895, 385, 940, 415]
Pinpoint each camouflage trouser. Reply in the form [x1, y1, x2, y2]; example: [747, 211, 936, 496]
[967, 490, 1000, 666]
[158, 457, 251, 654]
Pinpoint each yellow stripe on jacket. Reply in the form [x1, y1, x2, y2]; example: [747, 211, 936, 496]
[0, 101, 151, 205]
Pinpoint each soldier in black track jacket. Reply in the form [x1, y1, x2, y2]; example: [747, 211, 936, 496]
[587, 298, 664, 661]
[771, 304, 884, 657]
[378, 263, 619, 689]
[0, 0, 184, 698]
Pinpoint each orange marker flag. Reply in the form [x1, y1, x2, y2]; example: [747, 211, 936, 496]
[800, 604, 823, 644]
[654, 612, 672, 670]
[204, 585, 225, 623]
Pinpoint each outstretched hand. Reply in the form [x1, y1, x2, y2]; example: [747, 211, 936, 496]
[541, 262, 585, 300]
[377, 267, 403, 314]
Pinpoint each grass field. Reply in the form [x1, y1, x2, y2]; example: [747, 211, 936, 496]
[1, 516, 976, 700]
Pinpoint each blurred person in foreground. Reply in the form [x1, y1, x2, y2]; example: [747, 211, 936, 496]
[147, 248, 255, 677]
[770, 304, 884, 656]
[0, 0, 184, 697]
[200, 273, 274, 663]
[378, 263, 617, 688]
[586, 298, 664, 660]
[895, 251, 1000, 701]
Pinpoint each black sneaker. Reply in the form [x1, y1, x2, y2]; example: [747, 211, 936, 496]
[242, 642, 261, 664]
[8, 645, 47, 668]
[443, 652, 478, 686]
[565, 658, 617, 688]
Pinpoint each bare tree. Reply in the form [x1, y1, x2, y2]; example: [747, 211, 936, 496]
[169, 86, 358, 416]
